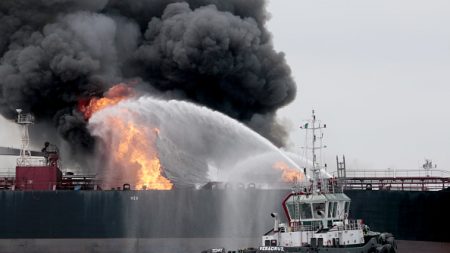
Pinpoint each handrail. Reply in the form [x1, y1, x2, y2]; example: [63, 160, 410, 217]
[290, 219, 362, 232]
[330, 169, 450, 178]
[16, 157, 47, 167]
[17, 113, 34, 124]
[0, 171, 15, 177]
[0, 179, 100, 191]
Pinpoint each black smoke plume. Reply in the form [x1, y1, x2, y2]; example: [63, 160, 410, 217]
[0, 0, 296, 155]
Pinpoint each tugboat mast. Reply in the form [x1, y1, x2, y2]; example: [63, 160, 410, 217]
[301, 110, 326, 193]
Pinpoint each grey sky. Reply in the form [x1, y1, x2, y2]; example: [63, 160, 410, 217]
[1, 0, 449, 173]
[269, 0, 450, 172]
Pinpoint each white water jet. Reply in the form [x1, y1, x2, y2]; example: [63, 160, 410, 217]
[88, 96, 303, 187]
[224, 151, 308, 180]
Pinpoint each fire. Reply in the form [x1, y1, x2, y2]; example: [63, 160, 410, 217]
[273, 161, 304, 183]
[78, 83, 134, 120]
[80, 83, 173, 190]
[113, 119, 173, 190]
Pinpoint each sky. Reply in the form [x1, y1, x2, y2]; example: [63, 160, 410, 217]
[268, 0, 450, 172]
[1, 0, 449, 174]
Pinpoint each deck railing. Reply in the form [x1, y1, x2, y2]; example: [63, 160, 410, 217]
[0, 174, 100, 191]
[329, 169, 450, 191]
[290, 219, 362, 232]
[342, 219, 362, 230]
[331, 169, 450, 178]
[16, 157, 47, 167]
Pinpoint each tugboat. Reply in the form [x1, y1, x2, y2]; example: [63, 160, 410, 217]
[202, 110, 397, 253]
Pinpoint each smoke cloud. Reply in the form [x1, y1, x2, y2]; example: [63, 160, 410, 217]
[0, 0, 296, 156]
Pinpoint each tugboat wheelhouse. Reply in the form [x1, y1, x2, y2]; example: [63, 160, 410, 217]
[283, 193, 351, 230]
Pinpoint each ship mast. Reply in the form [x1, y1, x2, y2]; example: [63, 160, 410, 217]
[15, 109, 34, 166]
[301, 110, 326, 193]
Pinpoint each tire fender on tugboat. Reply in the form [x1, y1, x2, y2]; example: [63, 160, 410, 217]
[378, 233, 397, 253]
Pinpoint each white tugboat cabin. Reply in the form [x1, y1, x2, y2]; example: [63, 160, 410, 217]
[263, 192, 365, 248]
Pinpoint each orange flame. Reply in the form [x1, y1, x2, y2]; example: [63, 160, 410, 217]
[113, 119, 173, 190]
[80, 83, 173, 190]
[273, 161, 304, 183]
[78, 83, 134, 120]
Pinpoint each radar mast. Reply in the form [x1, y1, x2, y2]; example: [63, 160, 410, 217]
[300, 110, 327, 193]
[15, 109, 34, 166]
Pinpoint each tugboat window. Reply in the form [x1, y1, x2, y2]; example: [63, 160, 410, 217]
[344, 202, 350, 215]
[312, 203, 326, 218]
[328, 202, 333, 218]
[286, 202, 299, 220]
[332, 202, 338, 218]
[299, 203, 312, 219]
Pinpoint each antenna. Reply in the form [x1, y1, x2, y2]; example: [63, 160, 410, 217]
[422, 159, 437, 170]
[422, 159, 437, 176]
[16, 109, 34, 166]
[300, 110, 327, 193]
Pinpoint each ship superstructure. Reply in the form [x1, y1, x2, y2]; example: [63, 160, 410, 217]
[0, 110, 97, 191]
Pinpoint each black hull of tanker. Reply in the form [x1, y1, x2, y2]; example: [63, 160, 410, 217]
[0, 189, 449, 241]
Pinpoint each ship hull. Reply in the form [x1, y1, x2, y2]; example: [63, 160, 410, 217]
[0, 238, 448, 253]
[0, 189, 449, 252]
